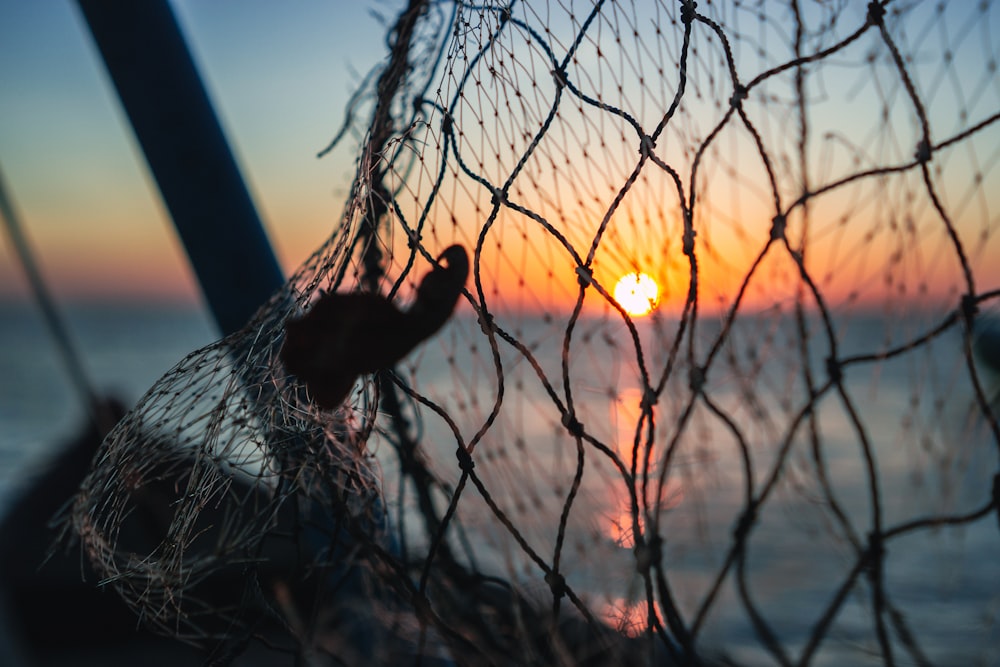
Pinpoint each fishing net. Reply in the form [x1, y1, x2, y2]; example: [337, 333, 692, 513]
[62, 0, 1000, 665]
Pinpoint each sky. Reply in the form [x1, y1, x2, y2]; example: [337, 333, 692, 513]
[0, 1, 997, 315]
[0, 0, 397, 304]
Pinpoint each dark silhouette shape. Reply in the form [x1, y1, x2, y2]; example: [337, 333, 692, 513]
[0, 398, 212, 664]
[77, 0, 285, 336]
[281, 245, 469, 409]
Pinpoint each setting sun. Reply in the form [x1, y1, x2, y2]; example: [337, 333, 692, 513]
[613, 272, 660, 316]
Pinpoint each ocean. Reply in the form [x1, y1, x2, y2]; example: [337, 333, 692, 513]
[1, 300, 998, 665]
[0, 301, 217, 506]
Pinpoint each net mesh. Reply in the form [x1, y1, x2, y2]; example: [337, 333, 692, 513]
[61, 1, 1000, 665]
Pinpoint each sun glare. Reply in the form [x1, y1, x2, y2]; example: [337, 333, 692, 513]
[613, 272, 659, 316]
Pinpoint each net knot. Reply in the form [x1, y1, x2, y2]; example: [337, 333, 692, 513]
[866, 1, 886, 26]
[455, 446, 476, 474]
[478, 310, 495, 335]
[729, 85, 748, 109]
[688, 365, 706, 394]
[682, 228, 696, 256]
[641, 387, 657, 412]
[864, 532, 886, 572]
[680, 0, 698, 25]
[733, 504, 758, 542]
[639, 134, 656, 158]
[770, 214, 787, 241]
[490, 187, 507, 207]
[551, 67, 568, 89]
[575, 265, 594, 288]
[544, 571, 567, 599]
[914, 139, 932, 164]
[562, 413, 584, 438]
[960, 293, 978, 328]
[407, 228, 422, 248]
[826, 356, 843, 384]
[634, 534, 662, 574]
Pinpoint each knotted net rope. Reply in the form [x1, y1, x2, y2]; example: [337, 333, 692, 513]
[63, 1, 1000, 665]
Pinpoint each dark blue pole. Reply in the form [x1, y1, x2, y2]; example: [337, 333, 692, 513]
[75, 0, 285, 336]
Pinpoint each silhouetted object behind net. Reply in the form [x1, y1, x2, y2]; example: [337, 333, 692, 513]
[281, 245, 469, 409]
[75, 0, 285, 336]
[61, 1, 1000, 665]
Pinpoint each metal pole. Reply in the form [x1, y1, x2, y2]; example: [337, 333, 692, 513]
[75, 0, 285, 336]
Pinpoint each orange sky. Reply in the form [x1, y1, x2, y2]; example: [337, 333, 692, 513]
[1, 1, 997, 319]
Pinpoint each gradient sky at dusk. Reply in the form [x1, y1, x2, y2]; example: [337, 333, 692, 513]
[1, 1, 997, 314]
[0, 0, 396, 303]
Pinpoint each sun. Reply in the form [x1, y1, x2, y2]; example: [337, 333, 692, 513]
[613, 272, 660, 317]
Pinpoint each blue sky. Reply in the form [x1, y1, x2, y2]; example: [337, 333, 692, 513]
[0, 1, 397, 301]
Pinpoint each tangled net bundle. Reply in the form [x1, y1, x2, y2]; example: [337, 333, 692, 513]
[65, 1, 1000, 665]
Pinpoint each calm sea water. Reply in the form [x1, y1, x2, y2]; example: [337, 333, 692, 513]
[1, 300, 997, 665]
[0, 301, 217, 506]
